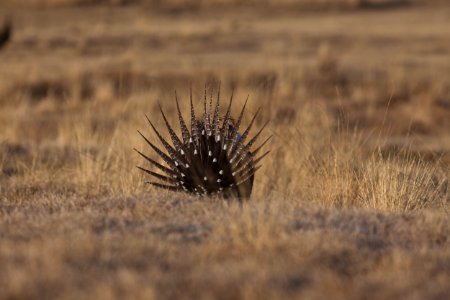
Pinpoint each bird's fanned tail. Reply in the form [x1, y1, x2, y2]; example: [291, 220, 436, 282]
[136, 88, 270, 199]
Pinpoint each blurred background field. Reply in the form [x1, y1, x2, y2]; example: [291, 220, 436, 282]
[1, 1, 450, 299]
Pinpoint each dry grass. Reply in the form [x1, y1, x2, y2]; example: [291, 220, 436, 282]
[1, 1, 450, 299]
[3, 0, 447, 10]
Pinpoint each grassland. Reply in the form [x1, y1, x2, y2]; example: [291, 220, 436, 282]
[1, 1, 450, 299]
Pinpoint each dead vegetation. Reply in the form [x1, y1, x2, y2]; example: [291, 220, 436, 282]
[2, 0, 445, 10]
[1, 1, 450, 299]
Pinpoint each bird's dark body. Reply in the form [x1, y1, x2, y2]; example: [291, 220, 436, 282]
[135, 88, 270, 200]
[0, 20, 11, 49]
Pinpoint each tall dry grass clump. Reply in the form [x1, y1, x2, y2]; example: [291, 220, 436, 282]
[252, 99, 448, 211]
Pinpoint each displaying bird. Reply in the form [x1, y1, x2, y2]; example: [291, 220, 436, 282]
[135, 87, 271, 200]
[0, 19, 12, 50]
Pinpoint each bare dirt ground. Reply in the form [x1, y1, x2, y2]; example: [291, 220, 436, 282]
[1, 1, 450, 299]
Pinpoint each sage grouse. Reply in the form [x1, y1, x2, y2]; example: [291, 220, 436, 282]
[135, 88, 271, 199]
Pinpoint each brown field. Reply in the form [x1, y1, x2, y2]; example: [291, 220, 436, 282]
[1, 1, 450, 299]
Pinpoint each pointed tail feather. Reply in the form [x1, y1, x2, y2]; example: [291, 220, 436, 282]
[137, 130, 179, 171]
[134, 148, 176, 177]
[235, 165, 262, 186]
[158, 104, 188, 157]
[227, 96, 248, 155]
[145, 114, 186, 167]
[190, 87, 200, 145]
[203, 84, 212, 136]
[175, 91, 191, 144]
[229, 108, 261, 162]
[212, 84, 221, 137]
[137, 166, 177, 183]
[252, 135, 272, 156]
[231, 120, 269, 168]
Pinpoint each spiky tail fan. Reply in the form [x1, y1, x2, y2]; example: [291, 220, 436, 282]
[135, 88, 271, 199]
